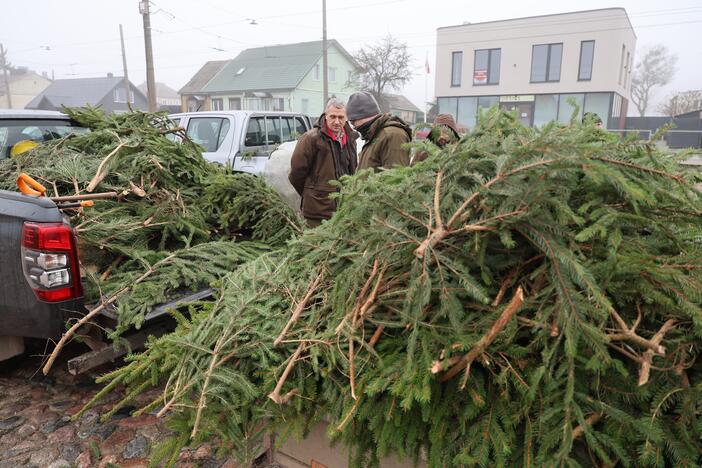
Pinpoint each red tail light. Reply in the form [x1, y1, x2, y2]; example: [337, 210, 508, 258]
[21, 222, 83, 303]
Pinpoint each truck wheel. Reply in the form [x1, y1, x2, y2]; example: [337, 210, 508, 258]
[0, 336, 24, 361]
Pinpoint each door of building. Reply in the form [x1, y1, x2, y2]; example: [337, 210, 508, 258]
[499, 102, 534, 126]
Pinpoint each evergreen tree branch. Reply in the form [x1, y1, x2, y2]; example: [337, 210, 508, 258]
[440, 287, 524, 384]
[42, 252, 178, 374]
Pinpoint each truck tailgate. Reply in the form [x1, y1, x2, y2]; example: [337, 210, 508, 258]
[0, 190, 83, 338]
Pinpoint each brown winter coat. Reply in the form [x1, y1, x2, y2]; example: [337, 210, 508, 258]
[357, 114, 412, 170]
[288, 115, 358, 221]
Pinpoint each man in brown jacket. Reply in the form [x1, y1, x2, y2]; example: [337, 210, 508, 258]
[346, 91, 411, 170]
[289, 98, 358, 227]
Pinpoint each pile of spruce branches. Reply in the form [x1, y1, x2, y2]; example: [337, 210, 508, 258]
[0, 107, 303, 339]
[77, 109, 702, 467]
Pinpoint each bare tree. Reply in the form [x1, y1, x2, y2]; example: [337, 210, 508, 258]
[657, 90, 702, 117]
[349, 35, 412, 112]
[630, 45, 678, 117]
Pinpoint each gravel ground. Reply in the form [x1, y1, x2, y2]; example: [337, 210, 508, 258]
[0, 340, 247, 468]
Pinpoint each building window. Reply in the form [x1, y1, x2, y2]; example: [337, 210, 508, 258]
[578, 41, 595, 81]
[301, 98, 309, 115]
[113, 88, 134, 103]
[477, 96, 499, 113]
[329, 67, 336, 82]
[228, 97, 241, 110]
[530, 43, 562, 83]
[557, 94, 584, 123]
[583, 93, 610, 127]
[272, 98, 285, 111]
[314, 64, 320, 81]
[473, 48, 500, 85]
[533, 95, 559, 126]
[211, 98, 223, 111]
[451, 51, 462, 87]
[618, 44, 626, 85]
[347, 70, 353, 84]
[457, 97, 477, 128]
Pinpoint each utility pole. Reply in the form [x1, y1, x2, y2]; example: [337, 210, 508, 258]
[119, 24, 133, 111]
[139, 0, 157, 112]
[0, 44, 13, 108]
[322, 0, 328, 106]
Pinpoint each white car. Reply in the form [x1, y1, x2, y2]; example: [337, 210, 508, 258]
[169, 110, 313, 174]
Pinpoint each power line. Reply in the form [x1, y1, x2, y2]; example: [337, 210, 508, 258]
[5, 5, 701, 55]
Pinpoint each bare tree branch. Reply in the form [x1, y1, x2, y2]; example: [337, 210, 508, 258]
[348, 35, 413, 112]
[631, 45, 678, 117]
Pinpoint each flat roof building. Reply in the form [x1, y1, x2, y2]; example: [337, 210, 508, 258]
[434, 8, 636, 129]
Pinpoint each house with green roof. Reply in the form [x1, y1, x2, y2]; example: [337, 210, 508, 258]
[180, 40, 361, 116]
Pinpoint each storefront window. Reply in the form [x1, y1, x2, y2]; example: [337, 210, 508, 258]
[557, 94, 584, 123]
[477, 96, 499, 117]
[438, 97, 458, 120]
[533, 95, 559, 126]
[457, 97, 477, 128]
[583, 93, 611, 128]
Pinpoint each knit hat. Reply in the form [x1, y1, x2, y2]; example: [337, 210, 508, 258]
[346, 91, 381, 121]
[433, 114, 460, 138]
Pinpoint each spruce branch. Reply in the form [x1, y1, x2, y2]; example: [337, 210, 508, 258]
[274, 270, 324, 346]
[440, 287, 524, 384]
[42, 252, 178, 374]
[268, 342, 307, 404]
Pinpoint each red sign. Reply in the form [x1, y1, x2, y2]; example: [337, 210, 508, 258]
[473, 69, 487, 85]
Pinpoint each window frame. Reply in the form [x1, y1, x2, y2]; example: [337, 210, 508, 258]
[577, 40, 595, 81]
[113, 88, 134, 103]
[530, 43, 563, 83]
[211, 98, 223, 111]
[473, 48, 501, 86]
[186, 117, 229, 152]
[451, 51, 463, 87]
[328, 67, 337, 82]
[313, 64, 320, 81]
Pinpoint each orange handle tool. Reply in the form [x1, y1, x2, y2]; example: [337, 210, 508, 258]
[16, 173, 47, 197]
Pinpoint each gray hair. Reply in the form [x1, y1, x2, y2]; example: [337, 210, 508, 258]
[325, 97, 345, 110]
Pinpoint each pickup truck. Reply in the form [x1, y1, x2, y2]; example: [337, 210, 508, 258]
[0, 111, 203, 371]
[169, 110, 312, 174]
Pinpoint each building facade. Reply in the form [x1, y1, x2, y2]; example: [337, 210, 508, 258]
[180, 40, 360, 116]
[0, 68, 51, 109]
[26, 74, 147, 113]
[435, 8, 636, 129]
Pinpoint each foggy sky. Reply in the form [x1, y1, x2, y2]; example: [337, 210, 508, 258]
[2, 0, 700, 115]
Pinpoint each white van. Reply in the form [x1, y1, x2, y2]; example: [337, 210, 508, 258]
[170, 111, 313, 174]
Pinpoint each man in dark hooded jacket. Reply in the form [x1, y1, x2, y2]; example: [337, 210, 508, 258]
[289, 98, 358, 227]
[346, 91, 411, 170]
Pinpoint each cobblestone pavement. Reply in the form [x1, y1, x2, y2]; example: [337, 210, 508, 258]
[0, 342, 243, 468]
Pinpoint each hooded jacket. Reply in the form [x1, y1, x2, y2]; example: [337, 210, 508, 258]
[288, 114, 358, 221]
[356, 114, 412, 171]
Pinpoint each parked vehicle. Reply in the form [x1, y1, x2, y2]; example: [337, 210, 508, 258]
[0, 109, 88, 159]
[169, 111, 313, 174]
[0, 111, 204, 368]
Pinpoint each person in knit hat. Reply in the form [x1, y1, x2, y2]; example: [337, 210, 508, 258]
[346, 91, 411, 170]
[412, 113, 461, 165]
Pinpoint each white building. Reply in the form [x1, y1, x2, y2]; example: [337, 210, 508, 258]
[435, 8, 636, 129]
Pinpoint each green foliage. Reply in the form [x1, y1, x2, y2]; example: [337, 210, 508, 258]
[0, 106, 302, 333]
[88, 108, 702, 466]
